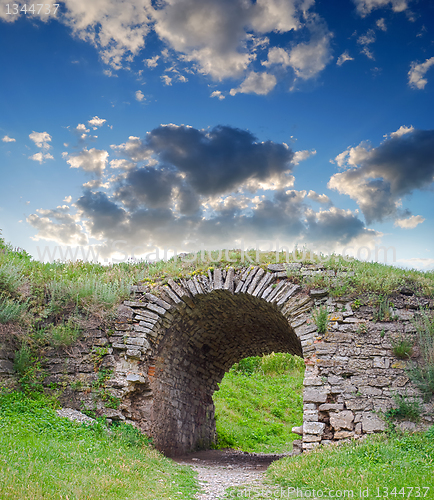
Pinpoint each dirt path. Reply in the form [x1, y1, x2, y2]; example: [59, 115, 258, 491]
[173, 449, 291, 499]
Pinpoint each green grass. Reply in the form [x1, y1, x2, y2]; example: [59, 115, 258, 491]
[0, 390, 198, 500]
[263, 432, 434, 498]
[213, 353, 305, 453]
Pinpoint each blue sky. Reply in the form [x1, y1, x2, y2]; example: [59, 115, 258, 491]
[0, 0, 433, 268]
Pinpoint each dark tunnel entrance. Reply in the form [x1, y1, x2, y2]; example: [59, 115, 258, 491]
[148, 289, 303, 456]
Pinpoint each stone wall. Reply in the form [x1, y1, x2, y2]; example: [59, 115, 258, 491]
[1, 264, 433, 456]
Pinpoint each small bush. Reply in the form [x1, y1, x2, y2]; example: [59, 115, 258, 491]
[407, 310, 434, 402]
[374, 295, 392, 321]
[0, 296, 27, 323]
[0, 261, 27, 296]
[385, 393, 422, 423]
[312, 305, 328, 333]
[391, 337, 413, 359]
[48, 320, 81, 348]
[111, 422, 152, 448]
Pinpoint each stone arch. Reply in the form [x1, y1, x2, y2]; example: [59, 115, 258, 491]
[109, 265, 433, 456]
[115, 265, 315, 456]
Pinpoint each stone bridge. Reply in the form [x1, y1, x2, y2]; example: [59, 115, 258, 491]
[106, 264, 433, 455]
[1, 263, 432, 456]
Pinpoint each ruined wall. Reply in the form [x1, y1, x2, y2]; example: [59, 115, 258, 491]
[1, 264, 433, 456]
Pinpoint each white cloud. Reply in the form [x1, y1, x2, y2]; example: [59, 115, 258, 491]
[357, 29, 376, 46]
[262, 47, 291, 68]
[29, 131, 52, 150]
[110, 159, 136, 170]
[135, 90, 145, 101]
[329, 129, 434, 224]
[210, 90, 225, 100]
[408, 57, 434, 90]
[161, 75, 172, 86]
[376, 18, 387, 31]
[307, 190, 333, 206]
[394, 215, 425, 229]
[66, 148, 109, 176]
[293, 149, 316, 165]
[353, 0, 411, 16]
[337, 51, 354, 66]
[2, 135, 16, 142]
[76, 123, 90, 133]
[88, 116, 107, 129]
[230, 71, 277, 96]
[63, 196, 73, 203]
[29, 152, 54, 164]
[287, 26, 333, 82]
[61, 0, 153, 70]
[360, 46, 375, 60]
[145, 55, 159, 68]
[388, 125, 414, 139]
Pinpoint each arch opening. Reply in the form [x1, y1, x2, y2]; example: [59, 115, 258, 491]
[148, 290, 302, 456]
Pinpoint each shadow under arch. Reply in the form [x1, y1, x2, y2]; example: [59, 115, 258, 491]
[149, 289, 303, 456]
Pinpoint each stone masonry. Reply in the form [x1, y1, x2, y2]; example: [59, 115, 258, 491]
[1, 263, 433, 456]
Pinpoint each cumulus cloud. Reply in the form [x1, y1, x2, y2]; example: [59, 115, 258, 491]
[66, 148, 109, 176]
[307, 190, 333, 206]
[292, 149, 316, 165]
[161, 75, 172, 86]
[27, 205, 88, 246]
[88, 116, 107, 129]
[337, 51, 354, 66]
[394, 215, 425, 229]
[135, 90, 145, 101]
[353, 0, 411, 16]
[0, 0, 334, 92]
[29, 131, 52, 150]
[210, 90, 225, 100]
[328, 127, 434, 224]
[230, 71, 277, 96]
[145, 55, 159, 68]
[2, 135, 15, 142]
[28, 122, 378, 258]
[287, 24, 333, 82]
[408, 57, 434, 90]
[29, 152, 54, 164]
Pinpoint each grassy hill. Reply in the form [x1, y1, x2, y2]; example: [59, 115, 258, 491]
[213, 352, 304, 453]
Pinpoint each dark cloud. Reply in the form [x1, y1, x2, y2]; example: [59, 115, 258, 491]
[144, 124, 295, 196]
[329, 129, 434, 224]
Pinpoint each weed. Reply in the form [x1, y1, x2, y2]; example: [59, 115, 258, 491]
[407, 309, 434, 402]
[312, 305, 329, 334]
[48, 319, 81, 348]
[374, 295, 392, 322]
[89, 346, 109, 371]
[385, 392, 422, 423]
[391, 336, 414, 359]
[13, 344, 45, 393]
[0, 296, 28, 323]
[380, 328, 386, 338]
[352, 299, 362, 309]
[357, 323, 368, 334]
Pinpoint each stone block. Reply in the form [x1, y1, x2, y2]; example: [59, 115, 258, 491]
[291, 425, 303, 436]
[304, 389, 328, 403]
[303, 421, 325, 435]
[303, 410, 319, 422]
[334, 430, 354, 440]
[303, 434, 322, 442]
[361, 413, 386, 433]
[318, 403, 344, 412]
[330, 410, 354, 431]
